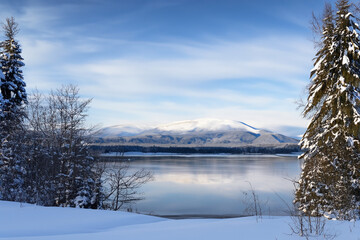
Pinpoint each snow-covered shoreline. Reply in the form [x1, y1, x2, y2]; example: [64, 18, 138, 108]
[2, 200, 359, 240]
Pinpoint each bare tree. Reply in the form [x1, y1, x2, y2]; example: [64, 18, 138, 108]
[102, 162, 153, 211]
[23, 85, 102, 208]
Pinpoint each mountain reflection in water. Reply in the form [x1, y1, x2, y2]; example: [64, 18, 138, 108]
[107, 155, 302, 217]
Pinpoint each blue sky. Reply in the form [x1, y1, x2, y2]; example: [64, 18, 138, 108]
[0, 0, 338, 135]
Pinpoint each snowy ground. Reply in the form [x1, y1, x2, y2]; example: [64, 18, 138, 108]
[1, 201, 360, 240]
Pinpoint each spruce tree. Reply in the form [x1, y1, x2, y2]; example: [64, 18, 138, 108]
[295, 0, 360, 220]
[0, 17, 26, 112]
[0, 17, 27, 201]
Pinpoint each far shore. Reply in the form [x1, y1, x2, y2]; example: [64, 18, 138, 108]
[98, 151, 302, 158]
[91, 144, 301, 156]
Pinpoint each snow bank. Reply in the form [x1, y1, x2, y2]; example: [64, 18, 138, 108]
[0, 201, 164, 239]
[1, 201, 359, 240]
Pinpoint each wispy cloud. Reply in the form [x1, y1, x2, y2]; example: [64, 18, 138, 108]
[64, 35, 312, 92]
[20, 34, 313, 129]
[1, 1, 315, 132]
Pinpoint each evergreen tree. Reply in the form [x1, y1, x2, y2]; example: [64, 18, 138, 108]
[0, 17, 27, 201]
[0, 17, 26, 111]
[295, 0, 360, 220]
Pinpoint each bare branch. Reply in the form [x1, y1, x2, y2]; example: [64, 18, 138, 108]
[310, 11, 323, 49]
[2, 17, 19, 39]
[102, 162, 153, 211]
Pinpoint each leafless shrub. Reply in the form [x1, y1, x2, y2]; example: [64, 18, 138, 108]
[278, 180, 336, 239]
[288, 207, 336, 240]
[241, 182, 266, 222]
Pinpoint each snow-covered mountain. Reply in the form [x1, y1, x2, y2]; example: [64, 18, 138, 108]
[95, 119, 298, 146]
[98, 124, 149, 137]
[99, 119, 260, 136]
[149, 119, 260, 134]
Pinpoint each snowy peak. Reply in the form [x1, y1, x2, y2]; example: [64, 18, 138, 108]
[152, 119, 259, 134]
[99, 124, 149, 137]
[99, 119, 261, 137]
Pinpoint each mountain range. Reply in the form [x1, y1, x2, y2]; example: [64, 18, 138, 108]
[94, 119, 299, 147]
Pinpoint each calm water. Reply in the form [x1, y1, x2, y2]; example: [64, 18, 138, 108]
[106, 154, 302, 217]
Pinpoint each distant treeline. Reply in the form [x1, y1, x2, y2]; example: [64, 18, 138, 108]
[90, 144, 301, 154]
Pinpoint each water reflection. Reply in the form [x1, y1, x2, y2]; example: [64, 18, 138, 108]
[108, 155, 302, 217]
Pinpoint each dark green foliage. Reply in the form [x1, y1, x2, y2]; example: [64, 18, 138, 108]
[295, 0, 360, 220]
[0, 17, 27, 202]
[0, 17, 26, 112]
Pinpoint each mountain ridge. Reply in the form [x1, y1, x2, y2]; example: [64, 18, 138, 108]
[94, 119, 298, 146]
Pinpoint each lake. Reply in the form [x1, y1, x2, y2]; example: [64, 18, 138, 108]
[104, 154, 302, 218]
